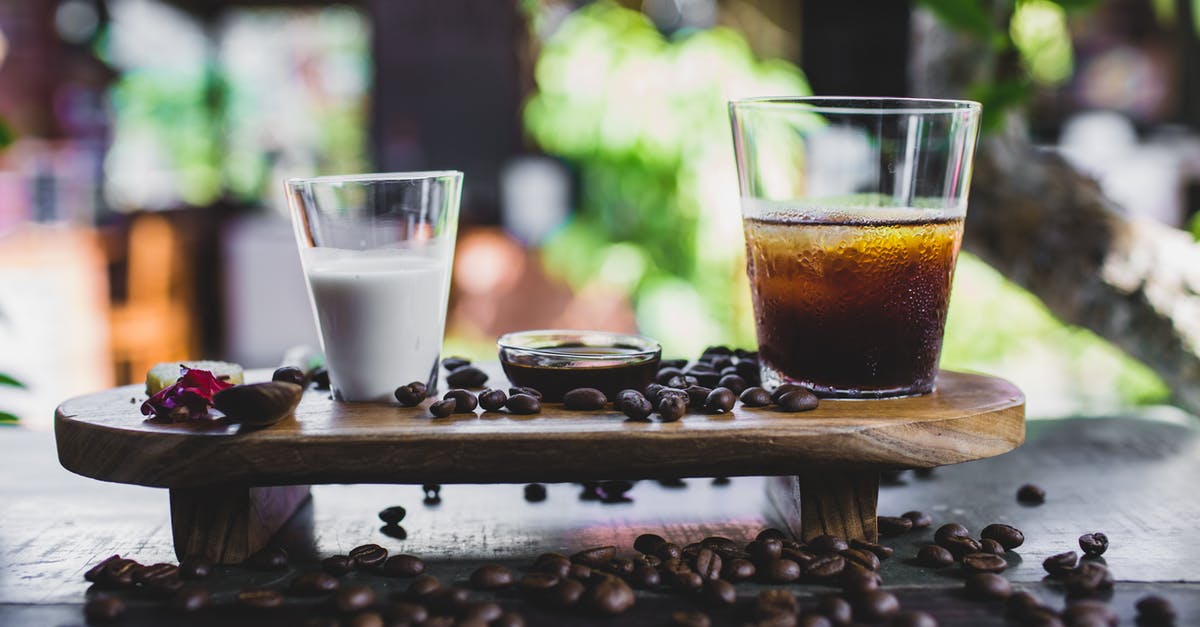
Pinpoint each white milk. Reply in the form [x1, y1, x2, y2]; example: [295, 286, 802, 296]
[301, 245, 450, 403]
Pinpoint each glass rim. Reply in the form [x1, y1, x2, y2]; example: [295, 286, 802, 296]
[729, 96, 981, 115]
[287, 170, 463, 187]
[497, 329, 662, 362]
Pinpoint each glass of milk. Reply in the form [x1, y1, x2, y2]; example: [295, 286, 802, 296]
[285, 171, 462, 403]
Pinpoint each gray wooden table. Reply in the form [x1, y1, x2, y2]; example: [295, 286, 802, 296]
[2, 415, 1197, 625]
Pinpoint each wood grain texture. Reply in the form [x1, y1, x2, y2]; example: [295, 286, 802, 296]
[55, 367, 1024, 488]
[169, 485, 310, 564]
[767, 472, 880, 542]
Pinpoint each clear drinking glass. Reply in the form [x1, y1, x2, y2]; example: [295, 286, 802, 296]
[729, 97, 981, 398]
[286, 171, 462, 403]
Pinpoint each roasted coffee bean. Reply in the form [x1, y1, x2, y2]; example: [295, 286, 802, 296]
[818, 596, 853, 625]
[660, 358, 690, 369]
[656, 367, 684, 385]
[615, 390, 653, 421]
[606, 557, 635, 576]
[670, 569, 704, 591]
[493, 611, 526, 627]
[382, 554, 425, 578]
[769, 383, 803, 403]
[719, 557, 753, 581]
[739, 387, 772, 408]
[703, 387, 736, 413]
[273, 366, 306, 386]
[853, 589, 900, 622]
[667, 374, 699, 389]
[916, 544, 955, 568]
[750, 538, 783, 564]
[583, 576, 635, 615]
[291, 571, 339, 596]
[634, 533, 667, 555]
[384, 601, 429, 624]
[1043, 551, 1079, 577]
[1017, 483, 1046, 504]
[532, 553, 570, 578]
[523, 483, 547, 502]
[680, 385, 710, 409]
[805, 554, 846, 579]
[427, 586, 470, 614]
[245, 547, 288, 570]
[84, 595, 126, 622]
[134, 562, 179, 585]
[944, 535, 982, 558]
[777, 389, 819, 412]
[477, 388, 507, 412]
[238, 588, 284, 609]
[1079, 532, 1109, 557]
[468, 564, 514, 590]
[658, 394, 687, 422]
[443, 389, 478, 413]
[980, 538, 1006, 556]
[572, 546, 617, 566]
[685, 367, 721, 388]
[964, 572, 1012, 600]
[406, 574, 441, 599]
[378, 505, 407, 525]
[380, 524, 410, 540]
[680, 542, 702, 560]
[981, 523, 1025, 550]
[178, 557, 211, 580]
[657, 542, 683, 560]
[516, 573, 559, 598]
[336, 584, 377, 613]
[934, 523, 969, 545]
[701, 578, 736, 606]
[505, 393, 541, 414]
[757, 589, 799, 617]
[672, 610, 713, 627]
[693, 548, 723, 581]
[892, 611, 938, 627]
[1062, 600, 1117, 627]
[563, 387, 608, 410]
[1136, 595, 1177, 624]
[168, 585, 210, 612]
[349, 544, 388, 569]
[628, 564, 660, 589]
[347, 611, 384, 627]
[1006, 591, 1052, 620]
[878, 516, 914, 537]
[428, 398, 455, 418]
[715, 374, 747, 396]
[636, 553, 662, 568]
[841, 548, 880, 572]
[323, 555, 354, 576]
[850, 539, 894, 560]
[962, 552, 1008, 573]
[569, 562, 593, 580]
[764, 558, 803, 582]
[1065, 562, 1114, 596]
[902, 510, 933, 528]
[446, 366, 487, 388]
[462, 600, 503, 623]
[84, 555, 123, 583]
[442, 356, 470, 371]
[394, 382, 426, 407]
[808, 535, 849, 554]
[507, 386, 542, 400]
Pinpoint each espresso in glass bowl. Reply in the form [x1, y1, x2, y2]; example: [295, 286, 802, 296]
[497, 330, 661, 402]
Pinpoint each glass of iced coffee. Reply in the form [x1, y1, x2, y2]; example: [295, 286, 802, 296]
[286, 172, 462, 403]
[729, 98, 981, 398]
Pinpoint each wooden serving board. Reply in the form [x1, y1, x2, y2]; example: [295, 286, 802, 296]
[55, 367, 1024, 562]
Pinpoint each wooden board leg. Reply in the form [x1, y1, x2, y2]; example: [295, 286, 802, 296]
[170, 485, 310, 564]
[767, 471, 879, 542]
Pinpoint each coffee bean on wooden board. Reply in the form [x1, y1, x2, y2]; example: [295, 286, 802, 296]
[548, 578, 586, 608]
[739, 387, 772, 407]
[406, 575, 441, 599]
[446, 366, 488, 388]
[943, 535, 983, 558]
[916, 544, 955, 568]
[238, 588, 284, 609]
[572, 546, 617, 567]
[429, 399, 455, 418]
[723, 558, 756, 581]
[583, 576, 635, 615]
[563, 388, 608, 410]
[323, 555, 354, 576]
[1017, 483, 1046, 504]
[878, 516, 914, 536]
[272, 366, 306, 386]
[777, 389, 820, 412]
[1043, 551, 1079, 577]
[443, 389, 477, 413]
[462, 600, 504, 623]
[168, 585, 210, 612]
[629, 564, 660, 588]
[394, 382, 427, 406]
[704, 387, 736, 413]
[934, 523, 969, 545]
[818, 596, 853, 625]
[692, 548, 723, 580]
[806, 554, 846, 580]
[290, 571, 339, 596]
[1135, 595, 1177, 624]
[841, 548, 881, 572]
[853, 590, 900, 623]
[667, 375, 699, 389]
[442, 357, 471, 371]
[336, 584, 377, 613]
[84, 596, 126, 622]
[757, 589, 798, 618]
[657, 394, 687, 422]
[478, 389, 507, 412]
[964, 572, 1012, 600]
[808, 535, 849, 554]
[841, 571, 882, 595]
[980, 539, 1007, 556]
[718, 375, 748, 395]
[382, 555, 425, 578]
[981, 523, 1025, 550]
[850, 539, 894, 559]
[670, 570, 704, 592]
[962, 552, 1008, 573]
[1079, 532, 1109, 556]
[470, 564, 515, 590]
[349, 544, 388, 569]
[616, 390, 653, 421]
[702, 579, 736, 606]
[902, 510, 933, 528]
[523, 483, 547, 502]
[505, 394, 541, 415]
[1065, 562, 1114, 596]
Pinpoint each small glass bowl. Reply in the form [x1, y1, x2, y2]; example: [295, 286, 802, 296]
[497, 330, 662, 402]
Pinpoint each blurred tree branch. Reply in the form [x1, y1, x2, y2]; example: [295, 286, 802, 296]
[914, 2, 1200, 414]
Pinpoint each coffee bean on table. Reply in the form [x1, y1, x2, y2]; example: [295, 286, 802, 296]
[763, 558, 802, 582]
[1017, 483, 1046, 504]
[583, 576, 636, 615]
[902, 510, 933, 528]
[394, 382, 427, 407]
[739, 387, 772, 407]
[1079, 532, 1109, 556]
[750, 538, 783, 564]
[245, 547, 288, 570]
[273, 366, 306, 386]
[634, 533, 666, 555]
[428, 399, 455, 418]
[169, 585, 210, 612]
[704, 387, 736, 413]
[693, 548, 723, 580]
[916, 544, 955, 568]
[934, 522, 969, 545]
[477, 388, 507, 412]
[616, 390, 653, 421]
[657, 394, 687, 422]
[718, 374, 747, 395]
[878, 516, 914, 537]
[808, 535, 849, 554]
[1062, 600, 1117, 626]
[573, 546, 617, 566]
[818, 596, 853, 625]
[443, 389, 477, 413]
[548, 578, 586, 608]
[406, 574, 441, 599]
[462, 600, 504, 623]
[349, 544, 388, 569]
[980, 539, 1006, 556]
[853, 589, 900, 622]
[178, 557, 211, 580]
[757, 589, 799, 617]
[629, 564, 660, 588]
[336, 583, 377, 613]
[944, 535, 983, 558]
[505, 393, 541, 415]
[519, 572, 561, 594]
[981, 523, 1025, 549]
[722, 557, 756, 581]
[382, 555, 425, 578]
[1043, 551, 1079, 577]
[378, 506, 407, 525]
[446, 366, 488, 388]
[427, 586, 470, 614]
[670, 569, 704, 591]
[964, 572, 1012, 600]
[671, 610, 712, 627]
[84, 555, 122, 583]
[323, 555, 354, 576]
[1136, 595, 1177, 624]
[133, 562, 179, 585]
[84, 595, 126, 622]
[470, 564, 515, 589]
[534, 553, 571, 578]
[442, 357, 470, 371]
[702, 578, 736, 606]
[291, 571, 340, 596]
[841, 548, 881, 572]
[962, 552, 1008, 573]
[850, 539, 894, 559]
[777, 389, 820, 412]
[524, 483, 547, 502]
[311, 367, 330, 390]
[680, 385, 708, 410]
[563, 388, 608, 410]
[238, 588, 284, 609]
[805, 553, 846, 580]
[842, 570, 882, 595]
[1065, 562, 1114, 596]
[656, 367, 684, 385]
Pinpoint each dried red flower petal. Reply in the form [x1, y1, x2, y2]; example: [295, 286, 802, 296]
[141, 367, 233, 422]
